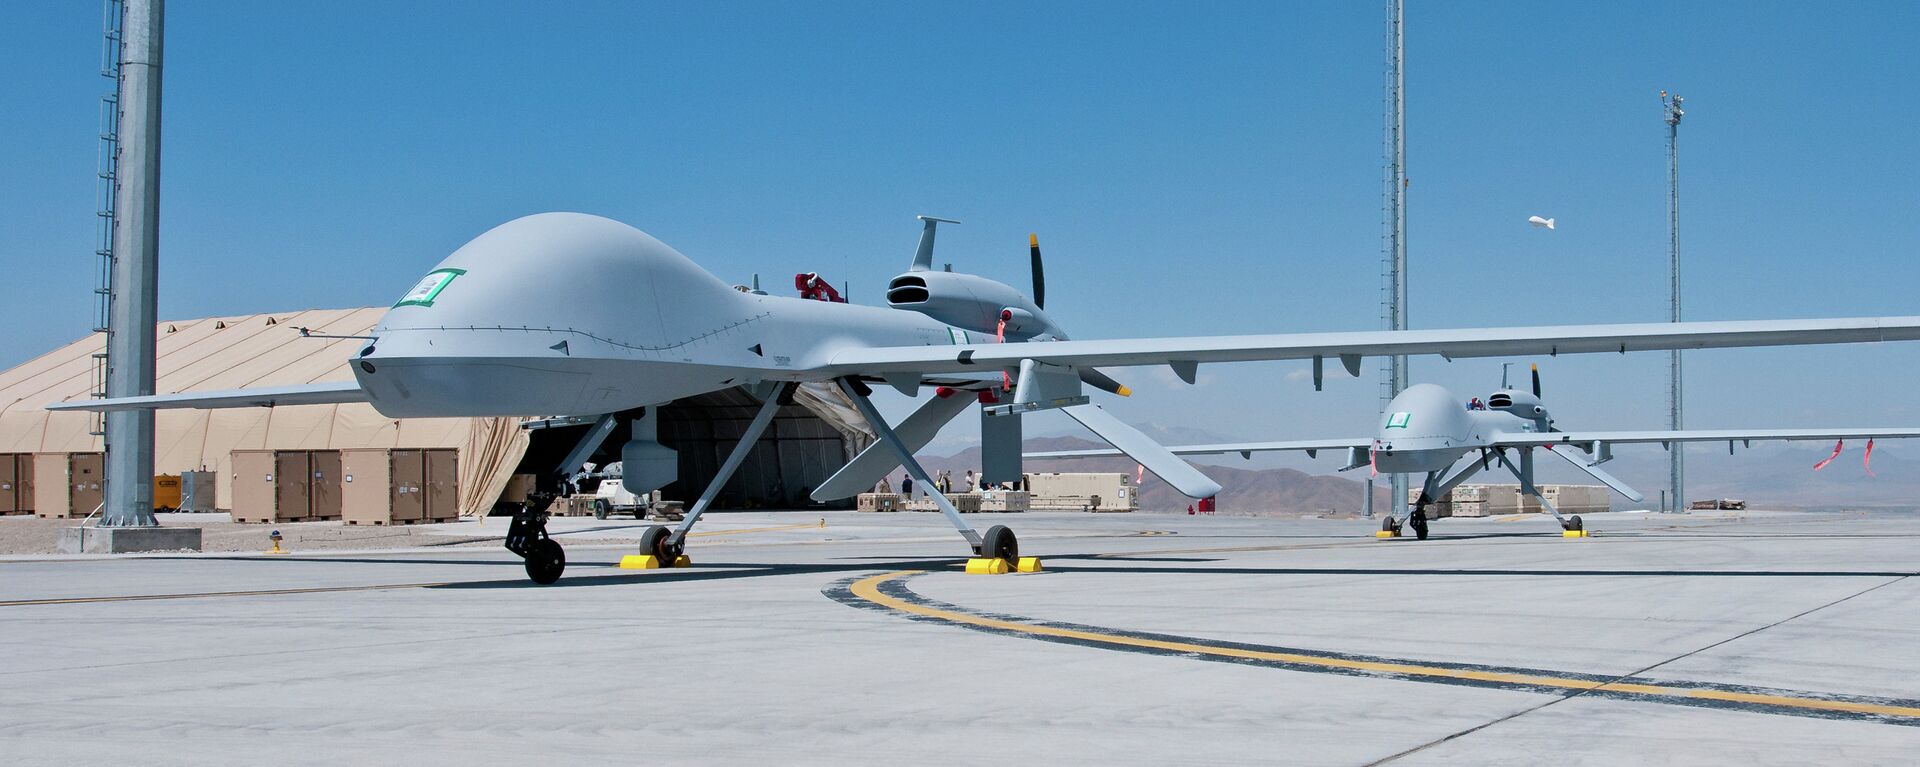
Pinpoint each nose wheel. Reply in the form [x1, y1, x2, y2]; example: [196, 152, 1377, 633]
[507, 502, 566, 584]
[524, 538, 565, 584]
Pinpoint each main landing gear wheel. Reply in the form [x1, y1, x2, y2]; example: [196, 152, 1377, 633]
[1410, 509, 1430, 540]
[1380, 516, 1400, 536]
[525, 538, 565, 585]
[639, 525, 681, 562]
[1563, 515, 1584, 532]
[981, 524, 1019, 564]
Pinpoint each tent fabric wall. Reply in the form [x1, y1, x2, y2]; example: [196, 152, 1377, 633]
[792, 381, 875, 462]
[0, 308, 525, 516]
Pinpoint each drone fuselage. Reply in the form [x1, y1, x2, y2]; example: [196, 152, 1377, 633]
[353, 213, 997, 418]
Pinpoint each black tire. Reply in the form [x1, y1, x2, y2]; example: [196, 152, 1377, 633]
[525, 538, 565, 584]
[1567, 515, 1583, 532]
[1411, 509, 1429, 540]
[593, 499, 610, 520]
[1381, 515, 1398, 534]
[981, 524, 1019, 563]
[639, 525, 678, 561]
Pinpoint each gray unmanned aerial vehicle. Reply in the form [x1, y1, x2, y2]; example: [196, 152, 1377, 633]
[1031, 364, 1920, 539]
[57, 213, 1920, 582]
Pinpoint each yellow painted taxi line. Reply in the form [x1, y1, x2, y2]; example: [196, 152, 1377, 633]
[842, 570, 1920, 723]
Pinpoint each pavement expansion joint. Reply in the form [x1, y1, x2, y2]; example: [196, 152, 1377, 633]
[825, 569, 1920, 727]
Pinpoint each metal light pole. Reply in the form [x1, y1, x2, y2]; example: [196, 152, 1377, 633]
[1662, 91, 1684, 513]
[101, 0, 163, 527]
[1383, 0, 1410, 517]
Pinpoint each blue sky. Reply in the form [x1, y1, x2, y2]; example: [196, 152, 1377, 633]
[3, 1, 1918, 452]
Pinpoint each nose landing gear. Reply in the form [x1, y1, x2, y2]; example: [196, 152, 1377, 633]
[507, 503, 565, 585]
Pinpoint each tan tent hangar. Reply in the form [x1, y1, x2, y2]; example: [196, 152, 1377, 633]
[3, 308, 523, 515]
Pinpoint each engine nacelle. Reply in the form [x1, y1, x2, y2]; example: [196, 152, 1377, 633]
[1485, 389, 1549, 421]
[886, 270, 1061, 340]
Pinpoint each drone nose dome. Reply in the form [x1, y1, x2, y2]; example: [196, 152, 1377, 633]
[377, 212, 734, 342]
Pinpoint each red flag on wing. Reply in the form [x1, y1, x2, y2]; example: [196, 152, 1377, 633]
[1813, 440, 1844, 472]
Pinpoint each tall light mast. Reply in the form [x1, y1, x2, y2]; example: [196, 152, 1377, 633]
[1662, 91, 1684, 512]
[1378, 0, 1410, 517]
[101, 0, 164, 528]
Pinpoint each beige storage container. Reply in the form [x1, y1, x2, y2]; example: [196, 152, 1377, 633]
[1449, 500, 1491, 518]
[1406, 487, 1452, 518]
[0, 452, 19, 514]
[309, 451, 343, 520]
[980, 490, 1030, 512]
[857, 492, 905, 512]
[906, 492, 984, 513]
[342, 448, 458, 525]
[425, 449, 457, 522]
[34, 452, 104, 519]
[12, 454, 33, 515]
[231, 450, 314, 524]
[1448, 484, 1608, 516]
[1024, 472, 1138, 512]
[501, 473, 537, 504]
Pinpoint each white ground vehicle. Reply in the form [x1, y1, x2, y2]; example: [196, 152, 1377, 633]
[585, 462, 654, 519]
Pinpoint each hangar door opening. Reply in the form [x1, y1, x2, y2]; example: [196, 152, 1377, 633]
[515, 382, 872, 510]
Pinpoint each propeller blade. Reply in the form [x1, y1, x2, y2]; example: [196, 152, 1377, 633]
[1080, 367, 1132, 397]
[1531, 363, 1541, 398]
[1029, 233, 1046, 309]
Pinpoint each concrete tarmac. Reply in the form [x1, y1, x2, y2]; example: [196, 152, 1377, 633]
[3, 509, 1918, 765]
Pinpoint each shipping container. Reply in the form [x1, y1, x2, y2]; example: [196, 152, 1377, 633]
[13, 454, 33, 515]
[342, 448, 459, 525]
[0, 452, 19, 514]
[33, 452, 104, 519]
[231, 450, 344, 523]
[310, 451, 342, 520]
[232, 451, 296, 523]
[1023, 472, 1137, 512]
[1446, 484, 1610, 517]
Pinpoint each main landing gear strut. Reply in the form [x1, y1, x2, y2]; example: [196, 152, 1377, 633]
[633, 381, 799, 570]
[837, 378, 1024, 570]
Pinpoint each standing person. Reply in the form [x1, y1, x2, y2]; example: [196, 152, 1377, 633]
[901, 474, 914, 500]
[964, 469, 976, 493]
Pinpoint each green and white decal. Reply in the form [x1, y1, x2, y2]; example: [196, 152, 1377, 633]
[1386, 411, 1412, 429]
[948, 327, 970, 345]
[395, 268, 466, 308]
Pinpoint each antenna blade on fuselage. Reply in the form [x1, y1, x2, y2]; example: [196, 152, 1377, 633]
[911, 215, 960, 272]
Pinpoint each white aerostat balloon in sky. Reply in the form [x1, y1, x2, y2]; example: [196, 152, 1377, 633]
[1528, 215, 1556, 230]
